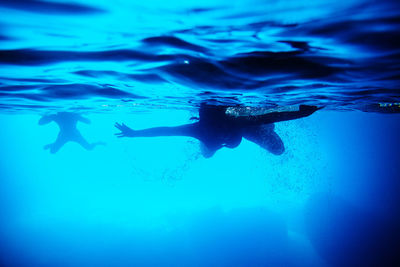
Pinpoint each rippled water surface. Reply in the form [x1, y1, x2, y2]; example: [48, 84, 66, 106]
[0, 0, 399, 112]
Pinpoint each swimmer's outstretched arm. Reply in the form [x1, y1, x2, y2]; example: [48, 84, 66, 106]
[38, 115, 56, 125]
[78, 115, 91, 124]
[115, 122, 201, 139]
[237, 105, 321, 125]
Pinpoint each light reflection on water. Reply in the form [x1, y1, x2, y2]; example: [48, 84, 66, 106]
[0, 0, 399, 112]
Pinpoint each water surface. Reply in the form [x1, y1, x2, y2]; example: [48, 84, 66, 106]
[0, 0, 399, 111]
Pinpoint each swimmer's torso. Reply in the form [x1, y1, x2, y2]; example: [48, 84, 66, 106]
[198, 105, 243, 150]
[53, 112, 80, 134]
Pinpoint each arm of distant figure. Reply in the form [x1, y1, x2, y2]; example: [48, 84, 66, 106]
[78, 115, 91, 124]
[237, 105, 322, 126]
[114, 122, 201, 139]
[38, 115, 56, 125]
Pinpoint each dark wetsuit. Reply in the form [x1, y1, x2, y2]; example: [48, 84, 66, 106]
[115, 104, 319, 158]
[196, 105, 284, 157]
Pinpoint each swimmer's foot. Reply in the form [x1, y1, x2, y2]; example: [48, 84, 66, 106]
[43, 144, 52, 150]
[84, 142, 107, 150]
[94, 141, 107, 146]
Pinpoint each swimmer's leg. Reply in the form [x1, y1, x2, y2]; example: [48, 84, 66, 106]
[48, 134, 68, 154]
[73, 133, 105, 151]
[243, 124, 285, 155]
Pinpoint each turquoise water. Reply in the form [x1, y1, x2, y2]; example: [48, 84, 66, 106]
[0, 0, 400, 266]
[1, 111, 399, 266]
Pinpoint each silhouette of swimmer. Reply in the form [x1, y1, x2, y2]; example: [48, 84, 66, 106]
[115, 105, 320, 158]
[39, 112, 105, 154]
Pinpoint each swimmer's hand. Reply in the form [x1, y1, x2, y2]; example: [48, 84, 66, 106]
[114, 123, 136, 138]
[38, 115, 55, 125]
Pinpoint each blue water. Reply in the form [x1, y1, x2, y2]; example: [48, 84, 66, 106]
[0, 0, 400, 266]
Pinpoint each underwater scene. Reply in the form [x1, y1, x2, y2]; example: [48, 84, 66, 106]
[0, 0, 400, 266]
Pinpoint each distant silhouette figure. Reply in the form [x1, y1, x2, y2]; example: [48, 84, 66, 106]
[39, 112, 105, 154]
[115, 104, 320, 158]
